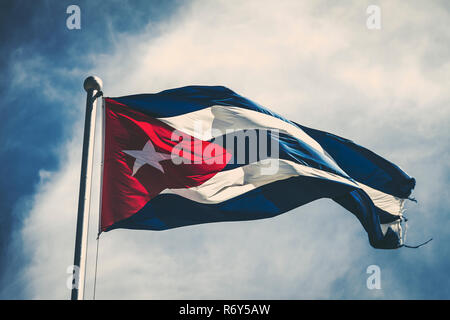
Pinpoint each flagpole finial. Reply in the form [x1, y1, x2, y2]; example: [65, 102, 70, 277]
[84, 76, 103, 92]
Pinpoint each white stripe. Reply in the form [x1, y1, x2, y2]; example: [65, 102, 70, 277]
[359, 183, 405, 217]
[161, 155, 404, 216]
[157, 105, 326, 157]
[160, 159, 358, 204]
[358, 183, 404, 239]
[380, 220, 403, 240]
[352, 183, 404, 239]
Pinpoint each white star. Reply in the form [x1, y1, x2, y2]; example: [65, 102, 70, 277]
[123, 140, 172, 175]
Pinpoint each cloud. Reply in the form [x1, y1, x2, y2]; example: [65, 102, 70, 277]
[10, 0, 450, 299]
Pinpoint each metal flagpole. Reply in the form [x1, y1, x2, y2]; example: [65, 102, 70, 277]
[71, 76, 103, 300]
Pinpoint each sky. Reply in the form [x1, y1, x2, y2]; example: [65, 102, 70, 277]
[0, 0, 449, 299]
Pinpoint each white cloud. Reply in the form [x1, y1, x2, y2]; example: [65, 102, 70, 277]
[17, 0, 450, 299]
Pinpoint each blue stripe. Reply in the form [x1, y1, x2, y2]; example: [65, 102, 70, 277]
[110, 85, 292, 122]
[298, 124, 415, 199]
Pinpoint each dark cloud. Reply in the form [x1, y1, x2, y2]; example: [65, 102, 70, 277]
[0, 0, 180, 298]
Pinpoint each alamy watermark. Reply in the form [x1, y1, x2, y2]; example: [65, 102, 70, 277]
[66, 5, 81, 30]
[366, 265, 381, 290]
[366, 5, 381, 30]
[169, 123, 280, 175]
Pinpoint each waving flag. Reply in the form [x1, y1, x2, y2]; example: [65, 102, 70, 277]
[100, 86, 416, 249]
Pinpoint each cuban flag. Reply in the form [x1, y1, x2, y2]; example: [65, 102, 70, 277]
[100, 86, 416, 249]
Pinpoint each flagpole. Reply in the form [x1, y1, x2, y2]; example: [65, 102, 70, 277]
[71, 76, 103, 300]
